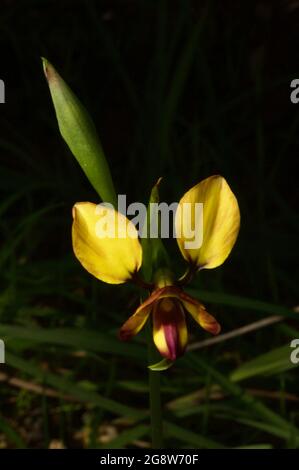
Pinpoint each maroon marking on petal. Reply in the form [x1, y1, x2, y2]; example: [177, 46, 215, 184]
[153, 298, 187, 360]
[163, 323, 180, 361]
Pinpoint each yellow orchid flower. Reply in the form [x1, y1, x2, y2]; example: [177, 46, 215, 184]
[72, 175, 240, 362]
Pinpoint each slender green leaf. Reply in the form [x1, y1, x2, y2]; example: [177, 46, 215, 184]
[104, 424, 149, 449]
[0, 416, 26, 448]
[230, 344, 298, 382]
[164, 421, 224, 449]
[188, 289, 298, 320]
[184, 354, 299, 443]
[0, 324, 146, 360]
[5, 352, 145, 419]
[235, 444, 273, 449]
[233, 417, 298, 443]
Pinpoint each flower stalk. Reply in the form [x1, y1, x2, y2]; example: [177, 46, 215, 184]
[148, 324, 163, 448]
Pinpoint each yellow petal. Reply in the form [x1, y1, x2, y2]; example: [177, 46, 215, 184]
[72, 202, 142, 284]
[119, 301, 152, 341]
[119, 287, 177, 342]
[175, 175, 240, 269]
[179, 291, 221, 335]
[153, 298, 188, 360]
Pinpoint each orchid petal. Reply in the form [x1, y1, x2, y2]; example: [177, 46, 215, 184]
[72, 202, 142, 284]
[179, 291, 221, 335]
[153, 298, 188, 360]
[175, 175, 240, 269]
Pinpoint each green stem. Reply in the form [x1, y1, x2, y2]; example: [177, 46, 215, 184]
[148, 326, 163, 448]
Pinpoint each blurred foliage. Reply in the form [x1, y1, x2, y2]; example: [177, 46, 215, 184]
[0, 0, 298, 448]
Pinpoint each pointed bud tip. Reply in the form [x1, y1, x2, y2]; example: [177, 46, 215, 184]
[118, 328, 131, 342]
[41, 57, 49, 78]
[41, 57, 58, 84]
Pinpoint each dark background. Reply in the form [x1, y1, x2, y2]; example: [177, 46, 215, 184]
[0, 0, 298, 449]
